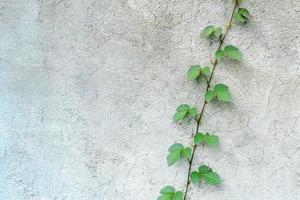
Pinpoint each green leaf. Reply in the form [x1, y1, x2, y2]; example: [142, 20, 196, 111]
[160, 186, 176, 194]
[234, 8, 250, 24]
[173, 111, 188, 122]
[203, 172, 221, 185]
[201, 26, 222, 40]
[194, 133, 204, 145]
[214, 27, 222, 39]
[215, 49, 224, 61]
[182, 147, 192, 160]
[204, 134, 219, 147]
[205, 90, 215, 102]
[201, 67, 210, 79]
[176, 104, 190, 112]
[201, 25, 215, 38]
[174, 191, 183, 200]
[239, 8, 250, 18]
[167, 150, 181, 166]
[168, 143, 184, 152]
[191, 171, 201, 184]
[234, 12, 246, 24]
[198, 165, 212, 175]
[188, 65, 201, 80]
[158, 186, 183, 200]
[189, 107, 197, 118]
[224, 45, 241, 61]
[157, 194, 173, 200]
[214, 84, 231, 102]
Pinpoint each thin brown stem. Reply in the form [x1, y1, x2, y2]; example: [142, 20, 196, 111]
[182, 2, 238, 200]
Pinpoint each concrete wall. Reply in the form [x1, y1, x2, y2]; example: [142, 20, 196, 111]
[1, 0, 300, 199]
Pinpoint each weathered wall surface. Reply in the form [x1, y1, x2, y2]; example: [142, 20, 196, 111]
[0, 0, 300, 199]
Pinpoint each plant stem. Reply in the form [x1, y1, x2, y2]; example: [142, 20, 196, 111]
[182, 2, 238, 200]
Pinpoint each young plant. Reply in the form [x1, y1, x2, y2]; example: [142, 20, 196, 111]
[157, 0, 251, 199]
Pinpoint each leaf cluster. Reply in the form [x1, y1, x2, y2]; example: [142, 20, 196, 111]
[187, 65, 210, 81]
[158, 186, 183, 200]
[205, 84, 231, 102]
[167, 143, 192, 166]
[201, 26, 223, 40]
[215, 45, 241, 62]
[194, 132, 219, 147]
[190, 165, 221, 185]
[173, 104, 197, 122]
[234, 8, 250, 24]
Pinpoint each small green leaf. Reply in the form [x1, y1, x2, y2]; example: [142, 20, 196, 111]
[214, 84, 231, 102]
[239, 8, 250, 18]
[167, 150, 181, 166]
[182, 147, 192, 160]
[191, 171, 201, 184]
[198, 165, 212, 175]
[157, 194, 173, 200]
[201, 25, 215, 38]
[173, 111, 188, 122]
[234, 8, 250, 24]
[189, 107, 197, 118]
[215, 49, 224, 61]
[176, 104, 190, 112]
[158, 186, 183, 200]
[224, 45, 241, 61]
[201, 67, 210, 79]
[214, 27, 222, 39]
[234, 12, 246, 24]
[204, 134, 219, 147]
[188, 65, 201, 80]
[174, 191, 183, 200]
[160, 186, 176, 194]
[201, 26, 222, 40]
[194, 133, 204, 145]
[205, 90, 215, 102]
[168, 143, 184, 152]
[203, 172, 221, 185]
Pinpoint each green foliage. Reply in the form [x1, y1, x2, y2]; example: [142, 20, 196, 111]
[205, 83, 231, 102]
[224, 45, 242, 61]
[194, 133, 219, 147]
[190, 165, 221, 185]
[158, 186, 183, 200]
[167, 143, 192, 166]
[191, 171, 201, 184]
[234, 8, 250, 24]
[201, 25, 223, 40]
[215, 49, 225, 61]
[214, 84, 231, 102]
[216, 45, 241, 62]
[187, 65, 210, 81]
[160, 1, 250, 198]
[182, 147, 192, 160]
[173, 104, 198, 122]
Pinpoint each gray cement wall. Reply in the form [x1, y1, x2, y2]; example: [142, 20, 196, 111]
[1, 0, 300, 199]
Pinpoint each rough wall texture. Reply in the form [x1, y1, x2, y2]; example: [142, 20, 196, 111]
[0, 0, 300, 199]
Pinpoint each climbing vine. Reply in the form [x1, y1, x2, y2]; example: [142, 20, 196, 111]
[157, 0, 251, 200]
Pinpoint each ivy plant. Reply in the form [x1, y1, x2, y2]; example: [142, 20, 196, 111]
[234, 8, 250, 24]
[187, 65, 210, 81]
[173, 104, 197, 122]
[158, 186, 183, 200]
[215, 45, 242, 61]
[191, 165, 221, 185]
[157, 0, 251, 199]
[201, 25, 223, 40]
[205, 83, 231, 102]
[167, 143, 192, 166]
[194, 132, 219, 147]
